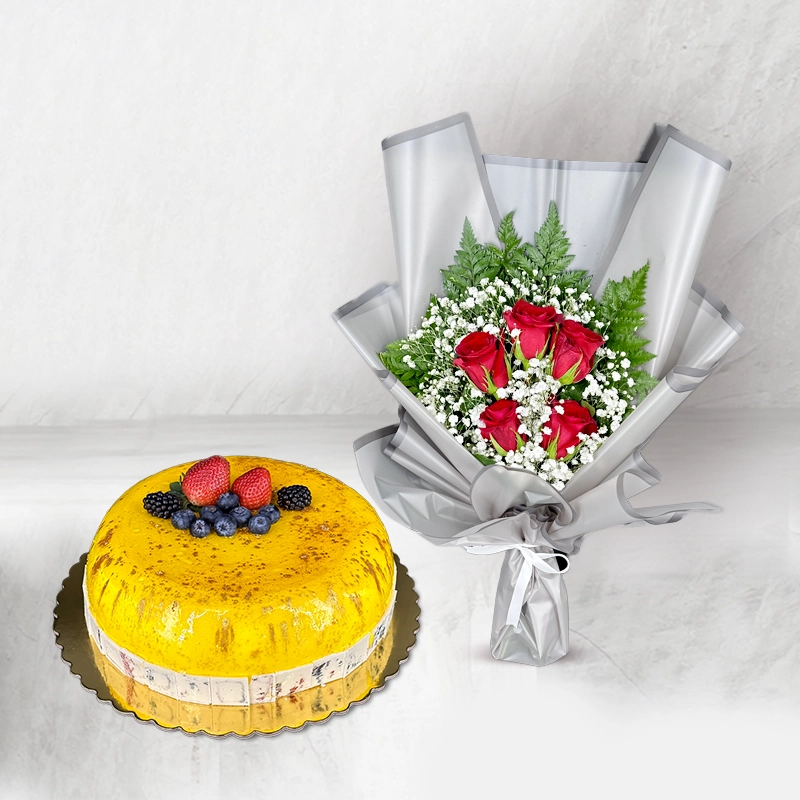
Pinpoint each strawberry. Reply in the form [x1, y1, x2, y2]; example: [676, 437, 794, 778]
[181, 456, 230, 506]
[231, 467, 272, 510]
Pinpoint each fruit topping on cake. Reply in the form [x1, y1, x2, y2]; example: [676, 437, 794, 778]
[171, 509, 197, 530]
[191, 519, 212, 538]
[216, 492, 240, 512]
[213, 515, 237, 537]
[258, 504, 281, 523]
[200, 505, 221, 524]
[138, 458, 311, 539]
[181, 455, 231, 506]
[276, 485, 312, 511]
[231, 467, 273, 510]
[143, 491, 181, 519]
[247, 515, 271, 535]
[230, 506, 252, 527]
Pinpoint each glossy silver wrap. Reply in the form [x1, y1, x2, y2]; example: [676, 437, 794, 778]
[334, 113, 742, 666]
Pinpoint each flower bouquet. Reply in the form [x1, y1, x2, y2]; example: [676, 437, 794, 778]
[334, 114, 742, 666]
[380, 205, 657, 489]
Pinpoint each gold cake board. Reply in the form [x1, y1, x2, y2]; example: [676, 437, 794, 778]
[54, 553, 419, 737]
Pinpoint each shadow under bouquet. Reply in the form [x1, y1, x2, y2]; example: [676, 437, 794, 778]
[334, 113, 743, 666]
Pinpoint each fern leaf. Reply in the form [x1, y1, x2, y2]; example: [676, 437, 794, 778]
[598, 263, 649, 329]
[497, 212, 521, 251]
[524, 201, 576, 278]
[442, 218, 504, 299]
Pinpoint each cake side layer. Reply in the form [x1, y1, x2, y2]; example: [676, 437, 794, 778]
[84, 567, 396, 705]
[85, 457, 395, 675]
[90, 599, 398, 734]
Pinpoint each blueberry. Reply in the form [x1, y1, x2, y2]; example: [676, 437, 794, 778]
[217, 492, 240, 512]
[214, 514, 237, 537]
[257, 504, 281, 524]
[248, 514, 271, 535]
[191, 519, 211, 538]
[200, 505, 221, 523]
[230, 506, 252, 527]
[171, 509, 197, 530]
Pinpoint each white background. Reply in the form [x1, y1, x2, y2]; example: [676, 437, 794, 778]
[0, 0, 798, 425]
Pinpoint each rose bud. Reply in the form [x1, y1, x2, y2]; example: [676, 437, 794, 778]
[540, 400, 598, 460]
[453, 331, 510, 396]
[502, 301, 561, 364]
[479, 399, 527, 455]
[550, 320, 604, 384]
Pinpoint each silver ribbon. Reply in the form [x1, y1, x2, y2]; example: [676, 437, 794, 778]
[335, 114, 743, 666]
[462, 544, 567, 629]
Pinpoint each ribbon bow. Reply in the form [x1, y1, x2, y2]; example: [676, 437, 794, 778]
[446, 465, 575, 628]
[463, 541, 569, 627]
[445, 455, 715, 633]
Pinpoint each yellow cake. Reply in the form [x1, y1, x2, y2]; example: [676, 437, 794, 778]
[83, 456, 396, 707]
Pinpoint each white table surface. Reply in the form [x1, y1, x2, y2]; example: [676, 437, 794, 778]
[1, 410, 798, 799]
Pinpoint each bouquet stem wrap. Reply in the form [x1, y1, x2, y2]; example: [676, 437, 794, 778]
[335, 114, 743, 666]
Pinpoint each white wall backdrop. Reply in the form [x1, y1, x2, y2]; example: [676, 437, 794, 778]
[0, 0, 797, 424]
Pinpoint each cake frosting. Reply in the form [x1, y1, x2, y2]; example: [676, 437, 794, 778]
[84, 456, 396, 706]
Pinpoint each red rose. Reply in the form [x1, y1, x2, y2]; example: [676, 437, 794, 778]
[540, 400, 598, 460]
[503, 301, 561, 362]
[453, 331, 510, 395]
[479, 399, 526, 454]
[551, 320, 604, 384]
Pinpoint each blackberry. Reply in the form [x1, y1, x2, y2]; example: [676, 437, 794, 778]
[143, 491, 181, 519]
[276, 485, 312, 511]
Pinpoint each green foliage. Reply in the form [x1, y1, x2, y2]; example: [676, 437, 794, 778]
[441, 219, 501, 300]
[440, 204, 592, 302]
[522, 203, 592, 297]
[624, 368, 660, 399]
[597, 264, 648, 342]
[497, 212, 522, 251]
[168, 479, 200, 513]
[380, 333, 434, 394]
[596, 263, 658, 400]
[526, 201, 575, 275]
[557, 383, 586, 403]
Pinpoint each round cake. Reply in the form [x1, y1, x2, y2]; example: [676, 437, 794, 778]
[83, 456, 396, 707]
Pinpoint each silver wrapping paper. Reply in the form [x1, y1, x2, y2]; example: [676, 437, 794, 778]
[383, 113, 500, 333]
[334, 114, 743, 666]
